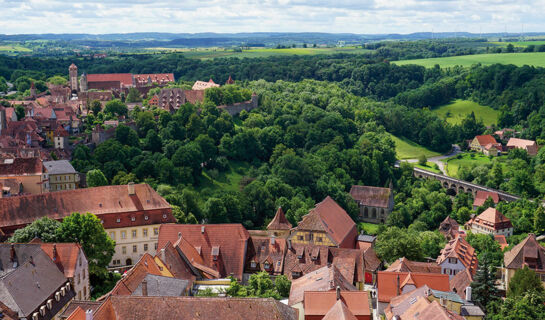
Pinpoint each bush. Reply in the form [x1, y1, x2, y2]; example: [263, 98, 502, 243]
[418, 154, 427, 166]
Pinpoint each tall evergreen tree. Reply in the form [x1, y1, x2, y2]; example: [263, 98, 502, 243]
[471, 253, 500, 309]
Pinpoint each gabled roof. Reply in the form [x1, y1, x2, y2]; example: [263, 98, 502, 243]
[295, 196, 357, 248]
[131, 274, 190, 297]
[349, 185, 392, 208]
[54, 125, 69, 137]
[0, 157, 43, 176]
[504, 233, 545, 269]
[60, 300, 102, 319]
[449, 268, 473, 300]
[304, 291, 370, 318]
[246, 236, 286, 275]
[40, 243, 84, 279]
[473, 191, 500, 208]
[267, 207, 292, 230]
[288, 265, 356, 306]
[468, 207, 512, 231]
[494, 234, 508, 250]
[322, 300, 358, 320]
[133, 74, 175, 85]
[377, 271, 450, 303]
[107, 254, 169, 297]
[386, 257, 441, 274]
[192, 80, 220, 91]
[65, 307, 86, 320]
[436, 235, 478, 275]
[87, 74, 134, 86]
[43, 160, 77, 175]
[439, 216, 460, 239]
[507, 138, 538, 155]
[417, 300, 465, 320]
[473, 135, 497, 146]
[155, 241, 199, 282]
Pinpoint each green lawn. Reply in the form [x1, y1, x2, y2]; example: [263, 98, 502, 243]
[0, 45, 32, 52]
[358, 222, 381, 235]
[442, 153, 492, 177]
[388, 133, 441, 160]
[433, 99, 500, 126]
[195, 161, 251, 195]
[394, 52, 545, 68]
[414, 162, 442, 174]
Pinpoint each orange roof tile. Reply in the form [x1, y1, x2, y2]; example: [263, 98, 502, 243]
[377, 271, 450, 303]
[0, 157, 43, 176]
[87, 74, 134, 86]
[304, 291, 370, 318]
[504, 233, 545, 269]
[494, 235, 508, 250]
[473, 191, 500, 208]
[386, 257, 441, 274]
[474, 135, 497, 146]
[322, 300, 358, 320]
[267, 207, 292, 230]
[507, 138, 539, 155]
[40, 243, 83, 278]
[107, 254, 168, 297]
[468, 207, 512, 231]
[449, 268, 473, 300]
[436, 235, 478, 275]
[65, 306, 86, 320]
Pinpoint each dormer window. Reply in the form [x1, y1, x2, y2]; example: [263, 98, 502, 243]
[116, 218, 121, 223]
[292, 271, 302, 278]
[211, 246, 220, 261]
[131, 217, 136, 222]
[163, 214, 167, 219]
[145, 215, 149, 220]
[264, 262, 271, 269]
[250, 261, 257, 268]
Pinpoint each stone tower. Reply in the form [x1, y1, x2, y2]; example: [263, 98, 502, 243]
[79, 72, 88, 92]
[69, 63, 78, 92]
[30, 82, 37, 98]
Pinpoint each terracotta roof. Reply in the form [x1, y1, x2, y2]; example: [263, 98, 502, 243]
[494, 234, 508, 250]
[40, 243, 84, 279]
[507, 138, 539, 155]
[226, 75, 235, 85]
[349, 185, 392, 208]
[192, 80, 220, 91]
[0, 157, 43, 176]
[504, 233, 545, 269]
[385, 285, 433, 320]
[467, 207, 512, 231]
[246, 236, 286, 275]
[449, 268, 473, 300]
[294, 196, 357, 248]
[377, 271, 450, 303]
[474, 135, 497, 146]
[439, 216, 460, 239]
[386, 257, 441, 274]
[54, 125, 69, 137]
[133, 74, 175, 85]
[267, 207, 292, 230]
[65, 306, 86, 320]
[0, 184, 173, 233]
[155, 241, 199, 282]
[60, 301, 103, 319]
[288, 264, 357, 306]
[87, 74, 134, 86]
[93, 296, 298, 320]
[283, 243, 330, 281]
[322, 300, 358, 320]
[107, 253, 169, 297]
[157, 224, 250, 280]
[418, 300, 465, 320]
[473, 191, 500, 208]
[304, 291, 370, 318]
[436, 235, 478, 275]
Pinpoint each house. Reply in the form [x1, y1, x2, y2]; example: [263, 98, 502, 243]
[494, 128, 515, 140]
[506, 137, 539, 156]
[436, 235, 478, 279]
[303, 290, 371, 320]
[439, 216, 461, 239]
[288, 265, 357, 320]
[58, 301, 102, 320]
[503, 233, 545, 288]
[54, 126, 69, 149]
[470, 135, 501, 155]
[44, 160, 79, 191]
[385, 257, 441, 274]
[0, 157, 48, 194]
[157, 88, 205, 112]
[494, 234, 508, 250]
[349, 185, 394, 224]
[39, 243, 90, 300]
[266, 207, 292, 237]
[226, 75, 235, 85]
[322, 300, 358, 320]
[465, 207, 513, 237]
[376, 271, 450, 314]
[356, 232, 376, 250]
[449, 268, 474, 300]
[245, 236, 287, 277]
[0, 244, 76, 320]
[288, 196, 358, 249]
[133, 74, 175, 87]
[472, 191, 500, 210]
[0, 183, 175, 267]
[157, 223, 250, 280]
[192, 79, 220, 90]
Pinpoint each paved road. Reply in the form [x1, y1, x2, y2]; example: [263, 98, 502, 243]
[398, 145, 462, 175]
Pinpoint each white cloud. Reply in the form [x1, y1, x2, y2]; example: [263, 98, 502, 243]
[0, 0, 543, 34]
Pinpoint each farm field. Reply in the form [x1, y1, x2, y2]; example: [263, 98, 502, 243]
[388, 133, 441, 160]
[394, 52, 545, 68]
[0, 44, 32, 52]
[491, 40, 545, 47]
[442, 153, 492, 177]
[433, 99, 500, 126]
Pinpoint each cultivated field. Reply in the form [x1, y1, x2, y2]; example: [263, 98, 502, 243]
[433, 99, 499, 126]
[394, 52, 545, 68]
[388, 133, 441, 160]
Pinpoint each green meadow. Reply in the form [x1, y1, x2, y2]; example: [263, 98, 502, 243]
[388, 133, 441, 160]
[394, 52, 545, 68]
[433, 100, 500, 126]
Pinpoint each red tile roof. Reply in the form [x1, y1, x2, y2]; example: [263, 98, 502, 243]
[473, 191, 500, 208]
[386, 257, 441, 274]
[436, 235, 478, 275]
[474, 135, 497, 146]
[322, 300, 359, 320]
[40, 243, 83, 278]
[504, 233, 545, 269]
[267, 207, 292, 230]
[157, 224, 250, 280]
[155, 241, 198, 282]
[304, 291, 370, 319]
[449, 268, 473, 300]
[106, 253, 166, 297]
[377, 272, 450, 303]
[246, 236, 286, 275]
[134, 74, 175, 85]
[349, 185, 392, 208]
[65, 306, 86, 320]
[494, 235, 508, 250]
[0, 184, 173, 234]
[87, 74, 134, 86]
[54, 125, 69, 137]
[439, 216, 460, 239]
[507, 138, 539, 155]
[467, 207, 512, 231]
[295, 196, 357, 248]
[0, 157, 43, 176]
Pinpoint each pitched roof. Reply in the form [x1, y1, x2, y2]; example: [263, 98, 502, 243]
[246, 236, 286, 275]
[40, 243, 84, 278]
[295, 196, 357, 248]
[377, 271, 450, 303]
[507, 138, 539, 155]
[0, 184, 173, 231]
[494, 234, 508, 250]
[133, 74, 175, 85]
[107, 254, 169, 297]
[87, 74, 134, 86]
[449, 268, 473, 300]
[322, 300, 358, 320]
[468, 207, 512, 231]
[65, 307, 86, 320]
[0, 157, 43, 176]
[267, 207, 292, 230]
[54, 125, 69, 137]
[304, 291, 370, 318]
[417, 300, 465, 320]
[155, 241, 199, 282]
[504, 233, 545, 269]
[349, 185, 392, 208]
[192, 80, 220, 91]
[59, 301, 103, 319]
[439, 216, 460, 239]
[157, 224, 250, 280]
[131, 274, 190, 296]
[473, 135, 497, 146]
[43, 160, 77, 175]
[288, 264, 357, 306]
[386, 257, 441, 274]
[473, 191, 500, 208]
[436, 235, 478, 275]
[385, 285, 432, 319]
[93, 296, 298, 320]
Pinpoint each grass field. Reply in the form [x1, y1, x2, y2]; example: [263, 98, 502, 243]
[388, 133, 441, 160]
[0, 45, 32, 52]
[394, 52, 545, 68]
[196, 161, 251, 195]
[491, 41, 545, 47]
[443, 153, 492, 177]
[146, 46, 370, 59]
[433, 100, 500, 126]
[414, 162, 442, 174]
[358, 222, 381, 235]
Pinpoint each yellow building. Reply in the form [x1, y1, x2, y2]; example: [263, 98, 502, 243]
[44, 160, 80, 191]
[0, 157, 48, 194]
[108, 224, 163, 267]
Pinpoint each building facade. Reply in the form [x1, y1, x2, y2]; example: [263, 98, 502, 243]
[0, 157, 49, 194]
[44, 160, 79, 191]
[349, 185, 394, 224]
[466, 207, 513, 237]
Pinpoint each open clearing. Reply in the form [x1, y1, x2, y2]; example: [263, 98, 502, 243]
[0, 45, 32, 52]
[442, 153, 492, 177]
[414, 162, 442, 174]
[394, 52, 545, 68]
[433, 100, 499, 126]
[359, 222, 380, 235]
[388, 133, 441, 160]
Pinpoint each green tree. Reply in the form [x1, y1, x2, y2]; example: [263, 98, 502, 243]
[419, 231, 446, 258]
[144, 129, 162, 153]
[15, 105, 25, 120]
[86, 169, 108, 187]
[136, 111, 156, 137]
[507, 266, 545, 298]
[104, 99, 128, 117]
[126, 87, 142, 103]
[115, 125, 140, 147]
[506, 43, 515, 53]
[203, 197, 228, 223]
[375, 227, 424, 263]
[274, 275, 291, 298]
[9, 217, 60, 243]
[90, 100, 102, 115]
[466, 233, 503, 267]
[418, 154, 427, 166]
[534, 207, 545, 234]
[489, 291, 545, 320]
[172, 205, 198, 224]
[47, 75, 67, 85]
[471, 253, 500, 309]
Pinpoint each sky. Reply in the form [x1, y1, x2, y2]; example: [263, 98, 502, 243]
[0, 0, 544, 35]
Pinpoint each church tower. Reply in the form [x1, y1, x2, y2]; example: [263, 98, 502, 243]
[79, 72, 88, 92]
[69, 63, 78, 92]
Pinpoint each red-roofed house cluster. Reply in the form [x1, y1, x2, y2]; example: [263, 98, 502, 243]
[470, 133, 540, 156]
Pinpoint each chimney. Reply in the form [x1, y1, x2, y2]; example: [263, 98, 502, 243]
[85, 309, 93, 320]
[178, 232, 182, 239]
[336, 286, 341, 301]
[396, 274, 401, 296]
[142, 279, 148, 297]
[201, 226, 205, 234]
[271, 235, 276, 245]
[465, 286, 472, 302]
[128, 182, 135, 195]
[287, 239, 292, 250]
[53, 244, 57, 261]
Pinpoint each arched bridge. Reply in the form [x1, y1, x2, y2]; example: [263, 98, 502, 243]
[413, 167, 520, 202]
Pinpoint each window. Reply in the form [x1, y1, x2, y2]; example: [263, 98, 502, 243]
[145, 216, 149, 221]
[163, 214, 167, 219]
[155, 243, 158, 250]
[116, 218, 121, 223]
[132, 230, 137, 238]
[121, 231, 126, 239]
[448, 258, 457, 264]
[143, 229, 148, 237]
[83, 286, 87, 298]
[250, 261, 257, 268]
[316, 237, 322, 242]
[79, 257, 82, 266]
[144, 244, 148, 251]
[133, 245, 137, 253]
[77, 274, 80, 284]
[122, 246, 127, 254]
[298, 236, 304, 241]
[154, 228, 159, 236]
[264, 262, 270, 269]
[131, 217, 136, 222]
[110, 232, 115, 239]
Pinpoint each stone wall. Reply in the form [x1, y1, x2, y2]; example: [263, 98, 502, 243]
[217, 94, 258, 116]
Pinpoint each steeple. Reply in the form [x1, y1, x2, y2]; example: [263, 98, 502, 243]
[267, 207, 292, 231]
